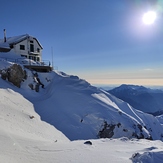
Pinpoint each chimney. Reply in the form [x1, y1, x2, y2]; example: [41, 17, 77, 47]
[4, 29, 6, 42]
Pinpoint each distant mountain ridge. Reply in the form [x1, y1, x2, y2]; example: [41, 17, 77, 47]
[108, 84, 163, 115]
[0, 59, 163, 141]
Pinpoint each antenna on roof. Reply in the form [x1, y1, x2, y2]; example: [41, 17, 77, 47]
[4, 29, 6, 42]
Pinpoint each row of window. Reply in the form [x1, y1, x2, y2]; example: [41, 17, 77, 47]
[21, 55, 40, 61]
[20, 44, 40, 52]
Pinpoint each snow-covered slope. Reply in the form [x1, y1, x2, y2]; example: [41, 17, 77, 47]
[0, 80, 163, 163]
[9, 69, 162, 141]
[0, 85, 68, 142]
[0, 59, 163, 162]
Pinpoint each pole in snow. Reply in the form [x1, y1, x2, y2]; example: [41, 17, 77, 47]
[51, 46, 54, 70]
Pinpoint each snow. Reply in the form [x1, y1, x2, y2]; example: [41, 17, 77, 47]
[0, 34, 27, 44]
[0, 34, 29, 51]
[0, 34, 43, 51]
[0, 58, 163, 162]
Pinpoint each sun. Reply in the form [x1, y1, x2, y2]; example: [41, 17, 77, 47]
[142, 11, 157, 25]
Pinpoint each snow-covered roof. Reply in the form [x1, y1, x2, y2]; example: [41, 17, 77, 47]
[0, 34, 43, 50]
[0, 42, 11, 52]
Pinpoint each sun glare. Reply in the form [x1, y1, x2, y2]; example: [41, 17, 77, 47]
[142, 11, 157, 25]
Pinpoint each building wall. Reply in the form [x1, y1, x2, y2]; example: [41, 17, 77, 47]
[13, 37, 42, 62]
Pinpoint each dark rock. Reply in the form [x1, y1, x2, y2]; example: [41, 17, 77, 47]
[123, 129, 128, 132]
[1, 69, 8, 80]
[23, 70, 27, 80]
[33, 73, 44, 91]
[117, 123, 121, 128]
[29, 115, 35, 119]
[35, 83, 40, 92]
[137, 124, 143, 132]
[84, 141, 92, 145]
[7, 64, 25, 88]
[98, 121, 115, 138]
[28, 83, 34, 90]
[70, 75, 79, 80]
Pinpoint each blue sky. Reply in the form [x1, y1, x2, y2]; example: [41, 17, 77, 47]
[1, 0, 163, 86]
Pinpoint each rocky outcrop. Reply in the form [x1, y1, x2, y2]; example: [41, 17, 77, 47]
[27, 73, 44, 92]
[98, 121, 153, 140]
[1, 64, 25, 88]
[98, 121, 116, 138]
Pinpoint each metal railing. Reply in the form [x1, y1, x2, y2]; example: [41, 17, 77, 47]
[0, 57, 52, 67]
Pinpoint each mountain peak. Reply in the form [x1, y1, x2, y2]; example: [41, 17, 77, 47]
[109, 84, 163, 115]
[119, 84, 147, 91]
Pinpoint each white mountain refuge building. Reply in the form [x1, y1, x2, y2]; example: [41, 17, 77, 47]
[0, 30, 43, 62]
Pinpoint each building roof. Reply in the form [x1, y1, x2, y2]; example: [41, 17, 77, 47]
[0, 34, 43, 51]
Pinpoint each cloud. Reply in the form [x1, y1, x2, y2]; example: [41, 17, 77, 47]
[143, 68, 154, 71]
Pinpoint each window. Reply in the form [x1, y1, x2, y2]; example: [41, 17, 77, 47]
[33, 56, 36, 61]
[30, 44, 34, 52]
[20, 45, 25, 50]
[21, 55, 27, 58]
[10, 44, 14, 49]
[30, 40, 33, 43]
[37, 48, 40, 53]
